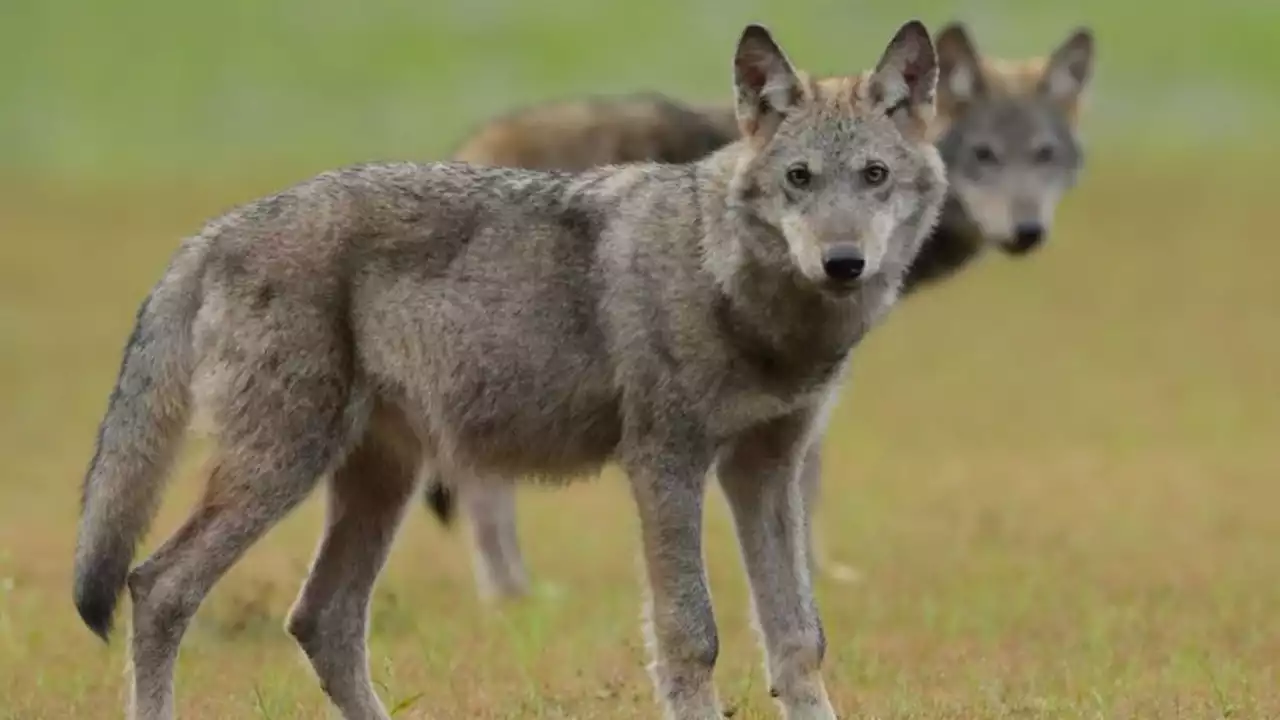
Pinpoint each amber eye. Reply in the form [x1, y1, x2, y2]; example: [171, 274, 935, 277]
[862, 161, 889, 186]
[785, 163, 812, 189]
[1033, 144, 1056, 164]
[973, 144, 999, 165]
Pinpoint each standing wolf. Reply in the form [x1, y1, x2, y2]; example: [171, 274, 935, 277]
[73, 20, 946, 720]
[425, 21, 1096, 602]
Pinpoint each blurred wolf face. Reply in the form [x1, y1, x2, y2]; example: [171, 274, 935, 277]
[933, 24, 1094, 255]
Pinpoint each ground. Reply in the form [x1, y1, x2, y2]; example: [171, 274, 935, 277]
[2, 151, 1278, 718]
[2, 0, 1280, 717]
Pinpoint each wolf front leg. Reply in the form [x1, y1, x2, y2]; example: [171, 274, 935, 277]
[622, 430, 722, 720]
[718, 413, 837, 720]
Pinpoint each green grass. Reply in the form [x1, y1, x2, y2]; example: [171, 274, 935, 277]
[2, 0, 1280, 717]
[4, 0, 1280, 180]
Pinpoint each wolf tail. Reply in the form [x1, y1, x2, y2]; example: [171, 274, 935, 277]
[73, 237, 208, 641]
[423, 476, 457, 527]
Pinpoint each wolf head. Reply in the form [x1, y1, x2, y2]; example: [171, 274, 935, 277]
[933, 23, 1095, 256]
[727, 22, 948, 295]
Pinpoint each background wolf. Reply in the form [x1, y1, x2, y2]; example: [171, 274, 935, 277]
[72, 20, 947, 720]
[424, 21, 1096, 601]
[451, 91, 739, 170]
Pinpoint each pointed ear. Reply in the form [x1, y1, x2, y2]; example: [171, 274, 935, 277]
[733, 24, 803, 141]
[935, 22, 985, 104]
[869, 20, 938, 132]
[1039, 28, 1094, 104]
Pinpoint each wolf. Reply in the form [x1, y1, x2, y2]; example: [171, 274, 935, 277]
[423, 21, 1096, 602]
[72, 20, 946, 720]
[906, 22, 1094, 286]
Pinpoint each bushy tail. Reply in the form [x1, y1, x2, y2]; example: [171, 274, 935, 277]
[73, 238, 207, 640]
[423, 476, 456, 527]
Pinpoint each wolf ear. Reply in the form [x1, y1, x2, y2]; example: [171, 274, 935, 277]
[869, 20, 939, 132]
[935, 22, 985, 104]
[1040, 28, 1094, 104]
[733, 24, 803, 141]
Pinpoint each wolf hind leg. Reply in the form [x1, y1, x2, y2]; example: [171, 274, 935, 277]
[286, 403, 421, 720]
[125, 396, 355, 719]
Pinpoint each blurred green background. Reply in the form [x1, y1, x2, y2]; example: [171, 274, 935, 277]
[2, 1, 1279, 717]
[5, 0, 1280, 183]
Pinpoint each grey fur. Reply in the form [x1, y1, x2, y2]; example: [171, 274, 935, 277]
[73, 21, 945, 720]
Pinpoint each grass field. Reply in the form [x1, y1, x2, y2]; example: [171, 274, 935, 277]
[2, 0, 1279, 718]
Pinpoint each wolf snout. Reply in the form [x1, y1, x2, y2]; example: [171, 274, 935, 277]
[1007, 222, 1046, 255]
[821, 245, 866, 283]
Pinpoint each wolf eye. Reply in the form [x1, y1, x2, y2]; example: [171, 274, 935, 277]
[1033, 144, 1056, 164]
[861, 162, 889, 187]
[973, 144, 998, 165]
[785, 163, 812, 189]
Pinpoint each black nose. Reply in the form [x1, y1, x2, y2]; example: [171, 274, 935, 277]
[822, 246, 865, 282]
[1010, 223, 1045, 254]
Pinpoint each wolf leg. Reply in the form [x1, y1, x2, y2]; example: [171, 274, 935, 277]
[719, 414, 837, 720]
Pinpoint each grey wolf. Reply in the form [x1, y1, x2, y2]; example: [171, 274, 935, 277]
[73, 20, 946, 719]
[908, 22, 1094, 285]
[425, 21, 1096, 602]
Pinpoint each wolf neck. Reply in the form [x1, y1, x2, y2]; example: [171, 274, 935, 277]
[720, 247, 881, 371]
[902, 198, 987, 295]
